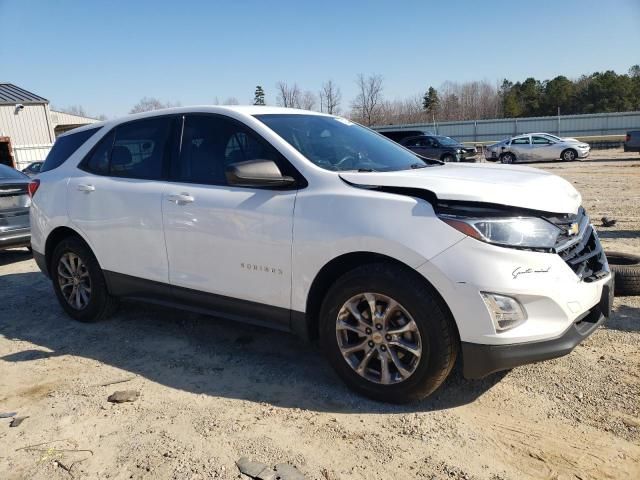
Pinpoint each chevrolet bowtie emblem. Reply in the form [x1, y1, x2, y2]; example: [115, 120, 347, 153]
[568, 222, 580, 235]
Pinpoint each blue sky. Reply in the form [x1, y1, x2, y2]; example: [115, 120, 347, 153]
[1, 0, 639, 118]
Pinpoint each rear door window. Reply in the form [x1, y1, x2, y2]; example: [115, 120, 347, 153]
[110, 117, 173, 179]
[41, 127, 101, 173]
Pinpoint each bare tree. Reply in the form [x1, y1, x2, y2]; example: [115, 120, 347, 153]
[319, 80, 342, 114]
[58, 105, 88, 117]
[276, 81, 301, 108]
[129, 97, 179, 114]
[300, 91, 317, 110]
[223, 97, 239, 105]
[351, 74, 384, 126]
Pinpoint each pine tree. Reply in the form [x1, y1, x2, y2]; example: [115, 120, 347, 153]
[254, 86, 266, 106]
[422, 86, 440, 114]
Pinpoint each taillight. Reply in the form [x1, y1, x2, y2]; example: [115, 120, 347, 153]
[28, 179, 40, 198]
[626, 134, 631, 143]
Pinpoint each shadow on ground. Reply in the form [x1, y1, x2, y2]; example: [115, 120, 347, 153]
[606, 303, 640, 333]
[0, 248, 32, 267]
[0, 271, 506, 414]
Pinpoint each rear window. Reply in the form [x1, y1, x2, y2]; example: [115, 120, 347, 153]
[41, 127, 101, 173]
[0, 164, 28, 180]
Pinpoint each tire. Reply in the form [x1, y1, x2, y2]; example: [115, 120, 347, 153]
[606, 251, 640, 296]
[319, 263, 458, 403]
[442, 154, 456, 163]
[51, 236, 117, 322]
[561, 149, 577, 161]
[500, 152, 516, 164]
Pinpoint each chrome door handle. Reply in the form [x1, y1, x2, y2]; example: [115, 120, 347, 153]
[167, 193, 194, 204]
[77, 184, 95, 192]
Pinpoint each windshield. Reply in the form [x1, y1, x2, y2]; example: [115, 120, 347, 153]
[255, 114, 430, 172]
[541, 134, 561, 142]
[0, 164, 28, 180]
[435, 136, 460, 146]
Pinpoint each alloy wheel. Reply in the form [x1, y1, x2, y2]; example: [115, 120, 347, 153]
[57, 252, 92, 310]
[336, 293, 423, 385]
[563, 150, 576, 161]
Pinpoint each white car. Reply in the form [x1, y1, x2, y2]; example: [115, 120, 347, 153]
[29, 107, 613, 403]
[485, 134, 590, 163]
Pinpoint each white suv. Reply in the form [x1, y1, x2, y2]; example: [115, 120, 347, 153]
[30, 106, 613, 403]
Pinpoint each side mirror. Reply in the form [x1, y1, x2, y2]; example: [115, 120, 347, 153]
[225, 159, 296, 188]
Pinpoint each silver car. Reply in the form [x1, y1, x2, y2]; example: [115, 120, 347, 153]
[0, 164, 31, 251]
[484, 134, 590, 163]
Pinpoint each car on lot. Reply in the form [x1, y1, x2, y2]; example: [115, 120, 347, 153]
[399, 135, 477, 162]
[0, 164, 31, 251]
[484, 134, 590, 163]
[22, 161, 44, 177]
[624, 130, 640, 154]
[30, 106, 613, 403]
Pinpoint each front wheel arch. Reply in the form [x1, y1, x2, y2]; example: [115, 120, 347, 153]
[303, 252, 459, 344]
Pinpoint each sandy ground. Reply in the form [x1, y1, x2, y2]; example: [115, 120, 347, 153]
[1, 152, 639, 480]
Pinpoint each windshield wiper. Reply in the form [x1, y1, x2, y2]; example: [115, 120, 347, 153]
[357, 168, 376, 172]
[410, 163, 428, 169]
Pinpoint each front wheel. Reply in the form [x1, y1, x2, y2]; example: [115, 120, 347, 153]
[319, 263, 458, 403]
[561, 149, 577, 161]
[442, 154, 457, 163]
[51, 236, 117, 322]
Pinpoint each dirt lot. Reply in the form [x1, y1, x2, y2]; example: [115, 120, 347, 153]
[1, 152, 639, 480]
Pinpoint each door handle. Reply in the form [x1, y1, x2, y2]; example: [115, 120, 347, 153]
[77, 184, 95, 192]
[167, 193, 194, 204]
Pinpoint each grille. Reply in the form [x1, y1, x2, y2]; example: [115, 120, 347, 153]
[547, 208, 608, 282]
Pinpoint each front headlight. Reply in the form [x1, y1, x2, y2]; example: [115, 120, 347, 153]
[440, 216, 562, 249]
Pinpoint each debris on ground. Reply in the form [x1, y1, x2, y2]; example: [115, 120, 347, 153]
[601, 216, 617, 227]
[107, 390, 139, 403]
[9, 416, 29, 427]
[236, 457, 308, 480]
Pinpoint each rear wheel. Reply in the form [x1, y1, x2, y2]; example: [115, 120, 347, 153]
[51, 237, 117, 322]
[561, 149, 577, 161]
[442, 154, 456, 163]
[319, 263, 458, 403]
[500, 152, 516, 164]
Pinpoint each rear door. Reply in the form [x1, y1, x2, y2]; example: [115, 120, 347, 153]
[67, 116, 178, 284]
[509, 136, 532, 161]
[161, 114, 297, 324]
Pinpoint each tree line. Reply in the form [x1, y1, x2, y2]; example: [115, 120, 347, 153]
[69, 65, 640, 126]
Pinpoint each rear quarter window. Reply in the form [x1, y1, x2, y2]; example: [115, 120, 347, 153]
[41, 127, 102, 173]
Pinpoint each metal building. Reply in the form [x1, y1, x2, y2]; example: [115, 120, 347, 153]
[0, 83, 98, 169]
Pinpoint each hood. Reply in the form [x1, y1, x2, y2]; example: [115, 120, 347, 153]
[339, 163, 582, 214]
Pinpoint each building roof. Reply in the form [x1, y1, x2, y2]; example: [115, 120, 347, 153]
[0, 83, 48, 105]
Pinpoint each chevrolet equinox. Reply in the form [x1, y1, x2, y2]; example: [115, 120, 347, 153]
[30, 106, 613, 403]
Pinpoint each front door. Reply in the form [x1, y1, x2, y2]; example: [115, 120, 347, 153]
[161, 114, 297, 326]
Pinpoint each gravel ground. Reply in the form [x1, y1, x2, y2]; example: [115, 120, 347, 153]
[0, 153, 638, 479]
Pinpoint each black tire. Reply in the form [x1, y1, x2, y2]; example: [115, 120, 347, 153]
[606, 251, 640, 296]
[500, 152, 516, 164]
[442, 154, 456, 163]
[561, 148, 578, 162]
[319, 263, 458, 403]
[51, 236, 118, 322]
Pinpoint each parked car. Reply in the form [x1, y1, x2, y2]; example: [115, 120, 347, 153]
[624, 130, 640, 154]
[377, 129, 432, 143]
[22, 161, 43, 176]
[30, 106, 613, 403]
[484, 134, 590, 163]
[400, 135, 477, 162]
[0, 164, 31, 251]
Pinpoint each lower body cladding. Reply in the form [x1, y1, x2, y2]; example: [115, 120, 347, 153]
[419, 236, 613, 379]
[0, 226, 30, 250]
